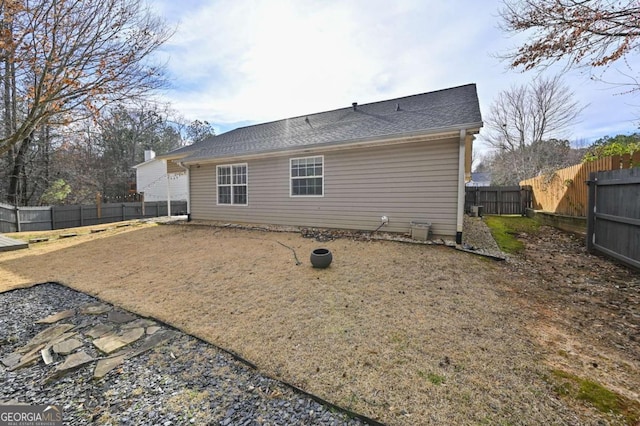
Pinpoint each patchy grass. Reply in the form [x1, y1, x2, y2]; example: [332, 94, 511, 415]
[484, 215, 539, 254]
[418, 371, 446, 386]
[166, 388, 212, 424]
[551, 370, 640, 425]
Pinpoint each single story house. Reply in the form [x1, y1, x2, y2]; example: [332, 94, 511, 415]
[133, 150, 189, 203]
[160, 84, 482, 242]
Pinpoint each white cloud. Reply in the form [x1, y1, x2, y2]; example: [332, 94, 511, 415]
[150, 0, 640, 145]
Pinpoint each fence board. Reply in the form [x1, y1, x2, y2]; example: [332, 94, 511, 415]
[520, 154, 639, 217]
[587, 167, 640, 270]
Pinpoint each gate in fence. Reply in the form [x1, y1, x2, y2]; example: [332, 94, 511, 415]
[464, 186, 532, 215]
[587, 167, 640, 270]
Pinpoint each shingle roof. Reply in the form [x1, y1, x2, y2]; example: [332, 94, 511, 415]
[181, 84, 482, 163]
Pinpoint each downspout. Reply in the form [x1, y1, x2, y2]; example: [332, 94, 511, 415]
[176, 160, 191, 221]
[456, 129, 466, 245]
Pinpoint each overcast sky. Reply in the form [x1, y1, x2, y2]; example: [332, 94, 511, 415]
[150, 0, 640, 156]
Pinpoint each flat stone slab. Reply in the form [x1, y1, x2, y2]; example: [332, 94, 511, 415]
[52, 338, 83, 355]
[85, 324, 114, 339]
[59, 233, 77, 238]
[9, 343, 46, 371]
[146, 326, 161, 335]
[121, 319, 156, 329]
[45, 332, 78, 348]
[107, 310, 137, 324]
[19, 324, 75, 353]
[79, 303, 111, 315]
[1, 352, 22, 369]
[128, 330, 178, 359]
[93, 355, 126, 379]
[93, 328, 144, 354]
[55, 351, 94, 377]
[35, 309, 76, 324]
[120, 328, 145, 344]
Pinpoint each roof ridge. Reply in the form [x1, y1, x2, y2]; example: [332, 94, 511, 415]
[222, 83, 477, 135]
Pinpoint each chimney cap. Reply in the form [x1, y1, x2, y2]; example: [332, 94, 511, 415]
[352, 102, 358, 110]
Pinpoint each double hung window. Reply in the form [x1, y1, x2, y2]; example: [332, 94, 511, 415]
[290, 156, 323, 196]
[217, 164, 247, 205]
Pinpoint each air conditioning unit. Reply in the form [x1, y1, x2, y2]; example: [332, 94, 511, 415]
[470, 205, 484, 217]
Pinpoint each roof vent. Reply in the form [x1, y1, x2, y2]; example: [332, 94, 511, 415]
[395, 103, 400, 111]
[352, 102, 357, 111]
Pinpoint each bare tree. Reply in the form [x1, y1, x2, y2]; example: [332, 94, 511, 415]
[0, 0, 173, 156]
[487, 138, 584, 185]
[482, 75, 585, 184]
[499, 0, 640, 88]
[485, 75, 584, 151]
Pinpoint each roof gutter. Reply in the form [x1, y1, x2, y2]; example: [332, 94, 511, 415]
[180, 122, 483, 165]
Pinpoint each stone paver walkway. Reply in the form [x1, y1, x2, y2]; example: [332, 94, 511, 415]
[1, 302, 176, 383]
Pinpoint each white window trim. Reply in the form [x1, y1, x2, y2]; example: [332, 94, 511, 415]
[216, 163, 248, 206]
[289, 155, 324, 197]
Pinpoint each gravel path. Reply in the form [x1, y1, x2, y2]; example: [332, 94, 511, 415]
[462, 216, 504, 258]
[0, 283, 370, 426]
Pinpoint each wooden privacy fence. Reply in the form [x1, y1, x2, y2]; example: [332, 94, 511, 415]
[520, 153, 640, 217]
[464, 186, 532, 215]
[0, 200, 187, 233]
[587, 167, 640, 270]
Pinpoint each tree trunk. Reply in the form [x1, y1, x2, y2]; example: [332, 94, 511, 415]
[7, 135, 31, 206]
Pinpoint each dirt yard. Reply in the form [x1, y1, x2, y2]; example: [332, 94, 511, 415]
[1, 221, 638, 425]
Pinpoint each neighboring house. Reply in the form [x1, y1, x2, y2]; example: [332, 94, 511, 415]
[160, 84, 482, 242]
[133, 150, 189, 203]
[466, 172, 492, 187]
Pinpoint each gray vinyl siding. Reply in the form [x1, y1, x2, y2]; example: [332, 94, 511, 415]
[190, 137, 460, 237]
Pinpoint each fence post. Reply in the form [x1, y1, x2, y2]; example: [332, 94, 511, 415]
[15, 206, 21, 232]
[96, 192, 102, 219]
[156, 201, 160, 217]
[80, 205, 84, 227]
[140, 192, 145, 217]
[51, 206, 56, 229]
[586, 172, 596, 252]
[122, 204, 126, 221]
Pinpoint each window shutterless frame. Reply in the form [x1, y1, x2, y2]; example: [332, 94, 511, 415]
[290, 155, 324, 197]
[216, 163, 248, 205]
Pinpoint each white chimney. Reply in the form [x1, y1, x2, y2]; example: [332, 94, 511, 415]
[144, 150, 156, 162]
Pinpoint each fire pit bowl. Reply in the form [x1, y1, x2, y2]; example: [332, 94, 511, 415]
[310, 248, 332, 269]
